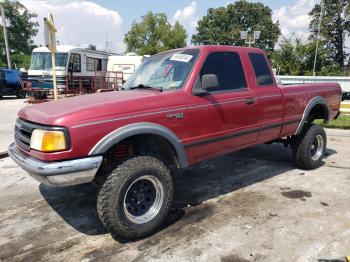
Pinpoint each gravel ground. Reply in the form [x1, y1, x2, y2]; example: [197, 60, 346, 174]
[0, 98, 349, 262]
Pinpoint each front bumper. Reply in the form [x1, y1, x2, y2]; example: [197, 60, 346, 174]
[8, 143, 103, 186]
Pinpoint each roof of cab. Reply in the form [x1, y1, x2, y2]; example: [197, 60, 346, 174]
[156, 45, 265, 56]
[194, 45, 264, 53]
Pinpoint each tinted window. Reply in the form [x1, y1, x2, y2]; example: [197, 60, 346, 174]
[249, 53, 273, 86]
[200, 52, 246, 92]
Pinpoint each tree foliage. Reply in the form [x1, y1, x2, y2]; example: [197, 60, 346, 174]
[124, 12, 187, 55]
[191, 0, 281, 52]
[309, 0, 350, 69]
[272, 37, 325, 75]
[0, 0, 38, 68]
[271, 37, 346, 76]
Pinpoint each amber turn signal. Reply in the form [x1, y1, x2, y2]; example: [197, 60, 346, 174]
[30, 129, 67, 152]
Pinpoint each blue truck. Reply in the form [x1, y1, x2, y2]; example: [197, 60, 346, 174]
[0, 69, 27, 99]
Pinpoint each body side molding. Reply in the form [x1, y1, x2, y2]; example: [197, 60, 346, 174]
[294, 96, 330, 135]
[89, 122, 188, 168]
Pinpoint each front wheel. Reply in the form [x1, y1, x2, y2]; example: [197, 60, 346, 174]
[293, 124, 327, 170]
[97, 156, 173, 240]
[16, 88, 27, 99]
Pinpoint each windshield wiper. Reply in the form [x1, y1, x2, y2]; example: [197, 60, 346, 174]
[129, 84, 163, 92]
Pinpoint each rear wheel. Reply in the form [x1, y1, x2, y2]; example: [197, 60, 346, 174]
[293, 124, 327, 169]
[97, 156, 173, 240]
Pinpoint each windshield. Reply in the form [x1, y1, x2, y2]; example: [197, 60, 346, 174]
[123, 49, 199, 91]
[29, 52, 69, 71]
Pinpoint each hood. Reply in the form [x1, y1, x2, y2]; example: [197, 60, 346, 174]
[18, 90, 160, 127]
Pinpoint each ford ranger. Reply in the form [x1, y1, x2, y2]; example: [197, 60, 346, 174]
[9, 46, 341, 240]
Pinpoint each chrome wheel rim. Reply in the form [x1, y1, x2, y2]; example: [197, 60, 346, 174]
[123, 175, 164, 224]
[311, 134, 324, 161]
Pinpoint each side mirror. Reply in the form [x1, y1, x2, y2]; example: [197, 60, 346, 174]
[68, 62, 73, 72]
[201, 74, 219, 90]
[192, 75, 206, 96]
[192, 74, 219, 96]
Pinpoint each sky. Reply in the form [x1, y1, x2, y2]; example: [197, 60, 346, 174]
[20, 0, 322, 53]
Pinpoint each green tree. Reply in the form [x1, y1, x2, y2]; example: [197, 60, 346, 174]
[272, 38, 300, 75]
[272, 37, 327, 76]
[191, 0, 281, 52]
[0, 1, 38, 69]
[309, 0, 350, 69]
[124, 12, 187, 55]
[271, 37, 346, 76]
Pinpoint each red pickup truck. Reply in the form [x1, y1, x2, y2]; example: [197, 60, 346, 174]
[9, 45, 341, 239]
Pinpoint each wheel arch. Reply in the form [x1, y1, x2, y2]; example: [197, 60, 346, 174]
[295, 96, 330, 135]
[89, 122, 189, 168]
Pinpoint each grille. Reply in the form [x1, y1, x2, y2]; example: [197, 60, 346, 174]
[15, 119, 35, 151]
[14, 119, 70, 153]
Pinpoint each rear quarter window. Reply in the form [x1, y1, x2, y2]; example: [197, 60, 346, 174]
[249, 53, 274, 86]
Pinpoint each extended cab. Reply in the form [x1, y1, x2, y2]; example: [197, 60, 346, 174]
[9, 46, 341, 240]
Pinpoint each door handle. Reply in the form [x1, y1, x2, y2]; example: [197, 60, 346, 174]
[246, 97, 255, 105]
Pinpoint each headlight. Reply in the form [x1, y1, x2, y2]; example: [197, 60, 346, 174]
[30, 129, 67, 152]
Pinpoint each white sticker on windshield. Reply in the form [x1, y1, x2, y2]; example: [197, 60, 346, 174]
[170, 53, 193, 63]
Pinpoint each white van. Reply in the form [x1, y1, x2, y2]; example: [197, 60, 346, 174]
[107, 53, 148, 83]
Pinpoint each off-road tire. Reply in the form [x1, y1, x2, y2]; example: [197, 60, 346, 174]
[293, 124, 327, 170]
[97, 156, 173, 240]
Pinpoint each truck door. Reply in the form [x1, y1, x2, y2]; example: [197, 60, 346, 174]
[185, 51, 260, 161]
[248, 53, 283, 142]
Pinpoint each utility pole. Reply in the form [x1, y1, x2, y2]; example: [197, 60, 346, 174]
[105, 31, 108, 51]
[44, 14, 57, 100]
[313, 0, 324, 77]
[0, 1, 12, 69]
[105, 31, 112, 52]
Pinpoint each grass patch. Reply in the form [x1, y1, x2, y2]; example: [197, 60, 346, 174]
[314, 115, 350, 129]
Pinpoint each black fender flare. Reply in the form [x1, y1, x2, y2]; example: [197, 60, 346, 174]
[88, 122, 189, 168]
[295, 96, 330, 135]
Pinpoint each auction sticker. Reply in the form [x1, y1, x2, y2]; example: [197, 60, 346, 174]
[170, 53, 193, 63]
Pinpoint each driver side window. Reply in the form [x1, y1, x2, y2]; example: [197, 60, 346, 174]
[199, 52, 247, 92]
[69, 53, 81, 72]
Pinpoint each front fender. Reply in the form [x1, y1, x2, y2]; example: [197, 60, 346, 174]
[88, 122, 188, 168]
